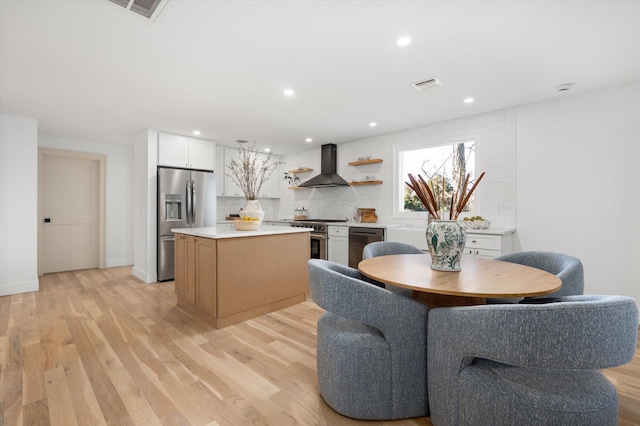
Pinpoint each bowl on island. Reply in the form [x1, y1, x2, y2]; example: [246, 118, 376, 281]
[234, 218, 260, 231]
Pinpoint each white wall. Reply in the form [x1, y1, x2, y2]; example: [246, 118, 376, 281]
[516, 82, 640, 302]
[38, 134, 134, 268]
[133, 130, 158, 283]
[0, 113, 39, 295]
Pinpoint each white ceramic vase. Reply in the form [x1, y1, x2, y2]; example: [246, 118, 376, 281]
[426, 220, 466, 271]
[240, 199, 265, 225]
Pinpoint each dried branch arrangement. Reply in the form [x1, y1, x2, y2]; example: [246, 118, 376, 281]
[227, 141, 282, 200]
[406, 171, 485, 220]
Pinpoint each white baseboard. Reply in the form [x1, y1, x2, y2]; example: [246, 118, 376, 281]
[106, 257, 133, 268]
[132, 266, 157, 284]
[0, 278, 39, 296]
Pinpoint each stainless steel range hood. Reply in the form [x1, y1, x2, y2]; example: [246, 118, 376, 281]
[298, 144, 349, 188]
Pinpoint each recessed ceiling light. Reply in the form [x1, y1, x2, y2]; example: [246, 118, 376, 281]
[264, 148, 271, 152]
[369, 122, 377, 127]
[305, 138, 313, 143]
[464, 98, 474, 104]
[396, 36, 411, 47]
[192, 130, 201, 135]
[283, 89, 295, 97]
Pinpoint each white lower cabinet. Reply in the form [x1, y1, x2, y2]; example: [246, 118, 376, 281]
[465, 247, 501, 259]
[328, 226, 349, 266]
[464, 231, 514, 259]
[387, 226, 515, 259]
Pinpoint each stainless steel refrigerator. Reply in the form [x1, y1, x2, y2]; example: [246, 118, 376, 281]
[157, 166, 216, 281]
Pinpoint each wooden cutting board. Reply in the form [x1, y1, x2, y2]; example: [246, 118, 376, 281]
[359, 208, 377, 223]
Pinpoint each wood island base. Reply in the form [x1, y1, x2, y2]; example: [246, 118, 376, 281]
[177, 293, 306, 329]
[173, 230, 310, 329]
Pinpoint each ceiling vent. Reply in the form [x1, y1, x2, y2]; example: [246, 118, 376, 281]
[107, 0, 169, 20]
[411, 78, 444, 92]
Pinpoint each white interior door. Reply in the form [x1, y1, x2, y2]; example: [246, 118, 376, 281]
[42, 155, 99, 273]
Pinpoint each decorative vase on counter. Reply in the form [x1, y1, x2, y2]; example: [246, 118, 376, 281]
[240, 199, 265, 226]
[426, 220, 466, 271]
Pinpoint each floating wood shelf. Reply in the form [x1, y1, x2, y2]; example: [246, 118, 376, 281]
[349, 180, 383, 186]
[349, 158, 383, 166]
[288, 186, 310, 190]
[288, 168, 313, 174]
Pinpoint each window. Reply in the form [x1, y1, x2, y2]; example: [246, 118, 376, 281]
[393, 132, 482, 219]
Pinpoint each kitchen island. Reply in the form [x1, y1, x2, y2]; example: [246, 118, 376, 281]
[171, 226, 311, 329]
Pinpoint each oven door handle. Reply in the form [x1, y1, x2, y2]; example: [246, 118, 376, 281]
[311, 234, 327, 240]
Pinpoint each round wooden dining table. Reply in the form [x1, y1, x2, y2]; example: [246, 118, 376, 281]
[358, 254, 562, 308]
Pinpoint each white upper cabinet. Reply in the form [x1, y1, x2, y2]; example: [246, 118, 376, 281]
[187, 138, 215, 171]
[221, 147, 243, 197]
[158, 132, 215, 171]
[158, 133, 188, 167]
[215, 146, 226, 196]
[258, 152, 281, 198]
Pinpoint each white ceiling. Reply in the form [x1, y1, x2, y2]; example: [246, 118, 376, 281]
[1, 1, 639, 155]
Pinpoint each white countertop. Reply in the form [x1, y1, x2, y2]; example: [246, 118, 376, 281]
[172, 226, 312, 239]
[263, 220, 294, 225]
[388, 225, 515, 235]
[326, 222, 401, 229]
[461, 227, 515, 235]
[259, 220, 401, 229]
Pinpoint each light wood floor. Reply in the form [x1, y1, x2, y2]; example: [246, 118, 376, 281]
[1, 267, 639, 426]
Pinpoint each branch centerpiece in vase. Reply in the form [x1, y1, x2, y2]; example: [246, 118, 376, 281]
[227, 141, 281, 230]
[406, 171, 485, 271]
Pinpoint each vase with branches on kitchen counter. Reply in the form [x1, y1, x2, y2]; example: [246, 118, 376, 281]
[227, 141, 282, 227]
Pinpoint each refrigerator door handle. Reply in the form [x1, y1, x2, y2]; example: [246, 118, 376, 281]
[191, 180, 197, 223]
[185, 179, 192, 224]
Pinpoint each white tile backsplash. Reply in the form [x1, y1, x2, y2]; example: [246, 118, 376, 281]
[275, 109, 517, 227]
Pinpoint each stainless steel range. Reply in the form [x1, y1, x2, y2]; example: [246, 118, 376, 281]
[290, 219, 348, 260]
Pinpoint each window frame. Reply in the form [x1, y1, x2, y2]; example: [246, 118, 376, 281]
[392, 131, 484, 220]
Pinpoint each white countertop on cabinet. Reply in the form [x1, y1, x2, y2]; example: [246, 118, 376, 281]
[172, 226, 312, 239]
[461, 227, 515, 235]
[327, 222, 401, 229]
[387, 225, 515, 257]
[388, 226, 515, 235]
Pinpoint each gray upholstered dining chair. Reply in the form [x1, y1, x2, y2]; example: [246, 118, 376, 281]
[362, 241, 424, 259]
[362, 241, 424, 295]
[307, 259, 430, 420]
[427, 295, 638, 426]
[487, 250, 584, 303]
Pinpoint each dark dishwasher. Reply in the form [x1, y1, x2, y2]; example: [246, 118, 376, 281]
[348, 227, 385, 268]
